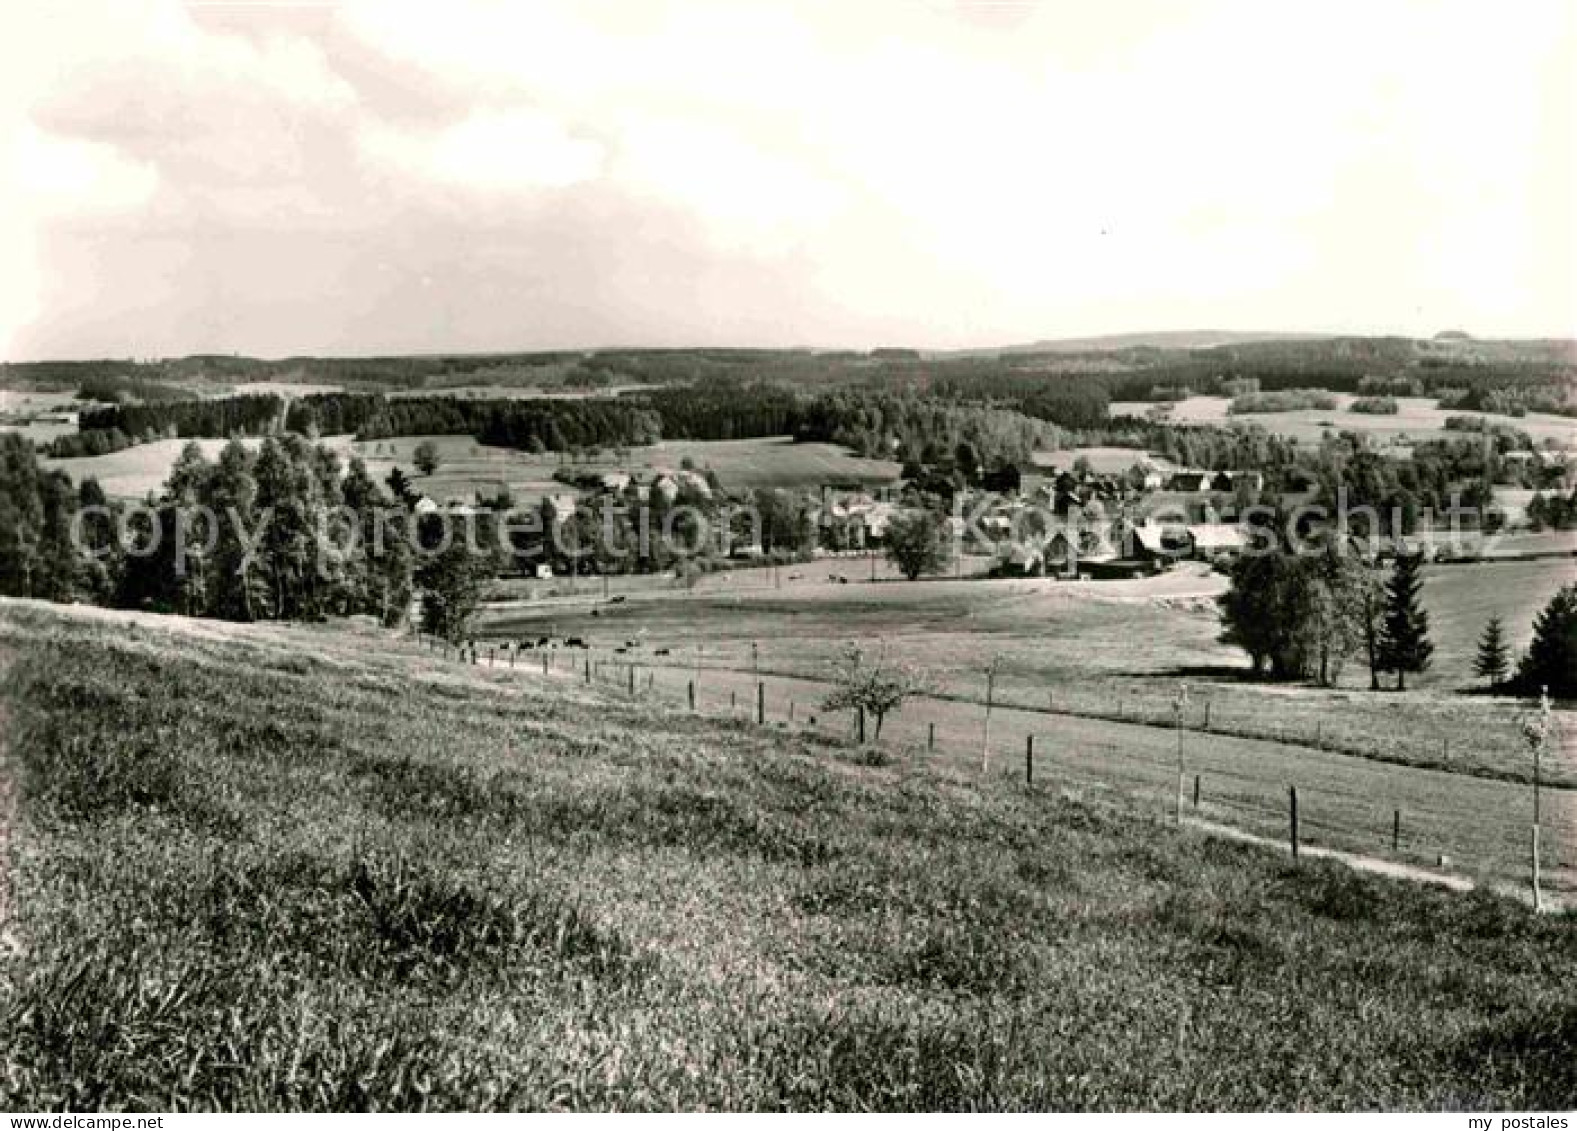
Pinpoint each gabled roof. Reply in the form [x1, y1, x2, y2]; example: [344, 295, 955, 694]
[1188, 523, 1246, 551]
[1122, 521, 1170, 553]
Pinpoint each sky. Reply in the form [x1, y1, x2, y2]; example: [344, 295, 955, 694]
[2, 0, 1573, 360]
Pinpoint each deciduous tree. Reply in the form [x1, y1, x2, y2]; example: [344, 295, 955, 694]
[884, 509, 951, 582]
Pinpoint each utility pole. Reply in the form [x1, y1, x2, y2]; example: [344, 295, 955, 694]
[981, 658, 1002, 775]
[1523, 686, 1556, 911]
[1174, 683, 1190, 825]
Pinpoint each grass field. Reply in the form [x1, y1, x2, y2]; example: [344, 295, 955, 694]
[0, 390, 87, 445]
[1422, 558, 1577, 684]
[44, 433, 899, 503]
[1032, 447, 1179, 474]
[41, 436, 282, 499]
[484, 557, 1576, 787]
[1113, 394, 1577, 448]
[353, 435, 899, 506]
[2, 599, 1574, 1110]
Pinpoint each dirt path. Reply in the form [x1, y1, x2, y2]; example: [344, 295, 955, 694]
[1187, 819, 1476, 892]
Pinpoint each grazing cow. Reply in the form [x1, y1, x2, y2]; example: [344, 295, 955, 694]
[537, 636, 550, 647]
[654, 647, 671, 657]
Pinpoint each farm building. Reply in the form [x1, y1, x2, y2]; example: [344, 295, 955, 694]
[1111, 519, 1182, 565]
[1186, 523, 1247, 560]
[995, 541, 1044, 577]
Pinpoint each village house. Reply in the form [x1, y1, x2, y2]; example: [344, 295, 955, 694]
[1185, 522, 1247, 561]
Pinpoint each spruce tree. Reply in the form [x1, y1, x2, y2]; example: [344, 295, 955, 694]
[1377, 553, 1433, 691]
[1517, 583, 1576, 699]
[1473, 616, 1510, 688]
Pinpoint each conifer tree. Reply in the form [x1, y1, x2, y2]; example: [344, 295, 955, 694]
[1517, 584, 1576, 699]
[1473, 616, 1510, 688]
[1377, 553, 1433, 691]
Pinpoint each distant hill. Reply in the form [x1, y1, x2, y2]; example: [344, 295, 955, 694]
[937, 330, 1336, 358]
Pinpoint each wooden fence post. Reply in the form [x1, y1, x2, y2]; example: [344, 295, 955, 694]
[542, 653, 549, 676]
[928, 722, 935, 753]
[857, 705, 866, 744]
[1192, 774, 1200, 808]
[628, 665, 636, 695]
[584, 655, 591, 684]
[757, 681, 765, 725]
[1531, 826, 1543, 912]
[1392, 809, 1400, 852]
[687, 680, 696, 712]
[981, 667, 995, 773]
[1289, 786, 1300, 859]
[1203, 701, 1211, 731]
[1025, 735, 1034, 787]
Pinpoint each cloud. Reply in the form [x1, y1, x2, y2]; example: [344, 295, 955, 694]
[2, 0, 1572, 358]
[615, 116, 846, 251]
[360, 106, 604, 192]
[7, 123, 158, 216]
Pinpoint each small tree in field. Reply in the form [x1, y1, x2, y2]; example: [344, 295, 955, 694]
[884, 509, 951, 581]
[1473, 616, 1510, 689]
[823, 643, 925, 742]
[1377, 553, 1433, 690]
[414, 440, 441, 477]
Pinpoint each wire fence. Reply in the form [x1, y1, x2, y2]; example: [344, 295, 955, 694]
[422, 631, 1574, 912]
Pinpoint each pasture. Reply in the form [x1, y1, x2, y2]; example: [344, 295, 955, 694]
[483, 556, 1577, 788]
[1113, 394, 1577, 448]
[352, 435, 899, 506]
[1031, 446, 1178, 474]
[2, 598, 1573, 1110]
[0, 389, 87, 445]
[1421, 557, 1577, 682]
[43, 431, 900, 504]
[40, 436, 278, 498]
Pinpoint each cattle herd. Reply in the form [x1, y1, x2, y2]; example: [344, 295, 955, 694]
[452, 634, 678, 656]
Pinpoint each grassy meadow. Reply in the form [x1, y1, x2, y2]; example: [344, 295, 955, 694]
[1112, 394, 1577, 448]
[1, 599, 1574, 1111]
[485, 557, 1577, 786]
[43, 432, 900, 504]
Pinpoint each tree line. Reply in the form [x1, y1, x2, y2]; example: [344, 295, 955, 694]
[1219, 527, 1573, 698]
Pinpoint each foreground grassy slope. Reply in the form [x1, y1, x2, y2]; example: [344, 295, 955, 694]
[1, 602, 1573, 1111]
